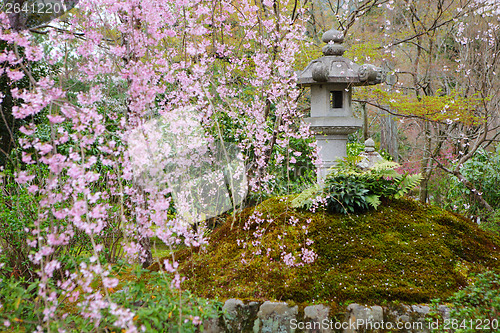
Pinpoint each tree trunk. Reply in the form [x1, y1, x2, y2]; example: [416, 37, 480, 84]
[419, 121, 432, 203]
[379, 108, 399, 162]
[362, 102, 369, 141]
[454, 173, 494, 213]
[140, 236, 153, 268]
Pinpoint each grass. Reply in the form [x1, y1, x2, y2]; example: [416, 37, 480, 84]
[151, 237, 172, 259]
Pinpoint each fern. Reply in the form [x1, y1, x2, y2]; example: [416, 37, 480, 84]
[369, 161, 400, 174]
[293, 160, 421, 213]
[366, 194, 382, 209]
[395, 173, 422, 199]
[291, 184, 322, 209]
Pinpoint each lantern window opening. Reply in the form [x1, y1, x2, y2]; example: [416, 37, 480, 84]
[330, 90, 343, 109]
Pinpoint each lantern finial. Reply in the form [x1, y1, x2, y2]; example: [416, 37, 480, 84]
[322, 28, 345, 56]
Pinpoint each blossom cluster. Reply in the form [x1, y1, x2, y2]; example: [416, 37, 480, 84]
[0, 0, 311, 330]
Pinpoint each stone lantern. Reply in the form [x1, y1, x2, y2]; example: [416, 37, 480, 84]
[298, 28, 384, 181]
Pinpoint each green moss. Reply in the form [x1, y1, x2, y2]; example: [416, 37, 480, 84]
[166, 197, 500, 305]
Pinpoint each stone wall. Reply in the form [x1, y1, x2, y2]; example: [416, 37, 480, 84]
[203, 299, 450, 333]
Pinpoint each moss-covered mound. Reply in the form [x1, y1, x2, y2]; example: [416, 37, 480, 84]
[171, 197, 500, 305]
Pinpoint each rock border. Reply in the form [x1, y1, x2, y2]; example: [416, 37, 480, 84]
[203, 299, 449, 333]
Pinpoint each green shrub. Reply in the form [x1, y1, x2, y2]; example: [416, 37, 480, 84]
[0, 264, 219, 332]
[346, 141, 365, 157]
[429, 271, 500, 333]
[324, 173, 371, 214]
[292, 160, 421, 214]
[0, 167, 41, 280]
[481, 210, 500, 236]
[105, 267, 219, 332]
[0, 277, 40, 331]
[441, 147, 500, 233]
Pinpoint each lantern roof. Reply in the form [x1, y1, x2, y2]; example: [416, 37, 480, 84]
[297, 28, 384, 86]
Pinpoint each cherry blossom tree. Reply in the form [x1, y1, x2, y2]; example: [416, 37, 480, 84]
[0, 0, 312, 330]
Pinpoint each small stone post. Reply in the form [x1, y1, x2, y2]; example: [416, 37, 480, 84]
[357, 138, 384, 170]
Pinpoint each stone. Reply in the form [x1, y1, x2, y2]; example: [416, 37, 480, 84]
[322, 28, 344, 44]
[203, 317, 225, 333]
[438, 305, 450, 320]
[322, 43, 346, 56]
[201, 300, 450, 333]
[411, 305, 430, 316]
[222, 298, 260, 332]
[304, 304, 331, 332]
[344, 303, 384, 333]
[357, 138, 384, 170]
[358, 64, 384, 84]
[385, 303, 412, 328]
[223, 298, 244, 314]
[364, 138, 376, 152]
[253, 301, 298, 333]
[409, 305, 432, 333]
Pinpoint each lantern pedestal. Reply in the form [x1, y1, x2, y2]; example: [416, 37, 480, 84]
[306, 117, 362, 181]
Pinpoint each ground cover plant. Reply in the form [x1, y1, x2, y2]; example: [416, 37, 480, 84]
[0, 262, 219, 332]
[169, 195, 500, 305]
[428, 270, 500, 333]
